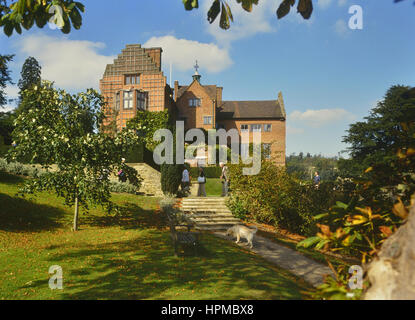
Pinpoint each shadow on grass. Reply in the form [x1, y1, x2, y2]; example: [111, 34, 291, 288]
[0, 193, 66, 232]
[81, 202, 165, 230]
[35, 232, 309, 300]
[0, 171, 25, 185]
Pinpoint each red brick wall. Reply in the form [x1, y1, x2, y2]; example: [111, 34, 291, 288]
[175, 80, 216, 131]
[218, 119, 286, 165]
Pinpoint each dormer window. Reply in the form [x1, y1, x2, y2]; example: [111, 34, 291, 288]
[189, 98, 201, 107]
[125, 74, 140, 85]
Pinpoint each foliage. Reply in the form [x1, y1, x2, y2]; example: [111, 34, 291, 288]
[0, 158, 43, 177]
[0, 0, 85, 36]
[0, 110, 14, 145]
[160, 163, 184, 196]
[227, 193, 249, 220]
[7, 82, 141, 230]
[228, 159, 342, 235]
[298, 85, 415, 299]
[17, 56, 41, 107]
[189, 166, 222, 179]
[109, 181, 138, 194]
[340, 85, 415, 187]
[286, 153, 339, 182]
[0, 54, 14, 108]
[126, 109, 171, 151]
[182, 0, 314, 30]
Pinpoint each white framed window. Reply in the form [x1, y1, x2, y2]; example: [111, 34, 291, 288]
[123, 91, 133, 110]
[136, 91, 147, 110]
[264, 124, 272, 132]
[241, 124, 249, 132]
[204, 116, 212, 125]
[251, 124, 262, 132]
[189, 98, 201, 107]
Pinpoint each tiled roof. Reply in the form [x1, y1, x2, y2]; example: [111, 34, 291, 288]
[177, 84, 218, 101]
[216, 100, 285, 120]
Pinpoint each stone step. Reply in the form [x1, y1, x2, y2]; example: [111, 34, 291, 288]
[181, 206, 230, 211]
[195, 223, 242, 231]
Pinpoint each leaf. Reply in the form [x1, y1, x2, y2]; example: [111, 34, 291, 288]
[219, 2, 231, 29]
[335, 201, 348, 210]
[317, 223, 332, 237]
[379, 226, 393, 237]
[314, 213, 329, 220]
[236, 0, 259, 12]
[297, 236, 320, 248]
[276, 0, 295, 19]
[207, 0, 220, 24]
[347, 214, 367, 225]
[392, 198, 409, 220]
[355, 206, 372, 219]
[297, 0, 313, 19]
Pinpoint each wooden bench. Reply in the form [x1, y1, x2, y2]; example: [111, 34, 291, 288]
[166, 213, 200, 256]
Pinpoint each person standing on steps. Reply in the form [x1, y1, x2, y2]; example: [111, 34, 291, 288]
[220, 162, 229, 197]
[181, 164, 191, 196]
[197, 167, 207, 197]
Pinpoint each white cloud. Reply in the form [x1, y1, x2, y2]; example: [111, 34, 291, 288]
[318, 0, 332, 9]
[144, 35, 232, 73]
[289, 108, 355, 128]
[287, 125, 305, 135]
[14, 34, 115, 91]
[334, 19, 349, 36]
[203, 0, 276, 46]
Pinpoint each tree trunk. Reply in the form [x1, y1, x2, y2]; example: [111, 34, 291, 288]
[364, 202, 415, 300]
[73, 195, 79, 232]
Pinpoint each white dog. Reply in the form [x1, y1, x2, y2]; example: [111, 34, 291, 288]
[226, 224, 258, 249]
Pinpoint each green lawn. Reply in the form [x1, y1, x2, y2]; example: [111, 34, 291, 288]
[204, 178, 223, 197]
[0, 171, 312, 300]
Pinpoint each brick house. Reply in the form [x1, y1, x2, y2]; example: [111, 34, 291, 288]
[100, 44, 286, 165]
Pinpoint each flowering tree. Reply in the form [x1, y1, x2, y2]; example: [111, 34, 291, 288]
[7, 82, 140, 231]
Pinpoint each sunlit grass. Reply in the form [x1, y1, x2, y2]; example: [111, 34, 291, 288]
[0, 171, 312, 300]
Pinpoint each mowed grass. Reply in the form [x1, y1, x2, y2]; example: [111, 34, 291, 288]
[203, 178, 223, 197]
[0, 171, 312, 300]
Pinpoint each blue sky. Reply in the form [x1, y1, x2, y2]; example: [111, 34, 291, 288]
[1, 0, 414, 156]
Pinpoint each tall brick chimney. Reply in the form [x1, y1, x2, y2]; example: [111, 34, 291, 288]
[174, 80, 179, 102]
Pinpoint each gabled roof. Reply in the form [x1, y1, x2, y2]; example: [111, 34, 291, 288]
[217, 100, 285, 120]
[103, 44, 161, 77]
[177, 83, 219, 101]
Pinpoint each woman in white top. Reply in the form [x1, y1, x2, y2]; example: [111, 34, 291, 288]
[197, 167, 207, 197]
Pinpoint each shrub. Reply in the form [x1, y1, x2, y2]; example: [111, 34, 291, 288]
[160, 163, 184, 196]
[109, 181, 137, 194]
[228, 160, 342, 236]
[189, 166, 222, 179]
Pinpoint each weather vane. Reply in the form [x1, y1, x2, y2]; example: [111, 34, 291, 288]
[194, 60, 199, 73]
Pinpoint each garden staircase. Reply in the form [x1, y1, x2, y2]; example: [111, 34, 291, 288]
[178, 197, 242, 231]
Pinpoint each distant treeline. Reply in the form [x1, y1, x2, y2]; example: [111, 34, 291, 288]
[286, 152, 340, 182]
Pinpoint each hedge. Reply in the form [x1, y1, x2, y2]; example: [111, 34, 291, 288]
[189, 166, 222, 179]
